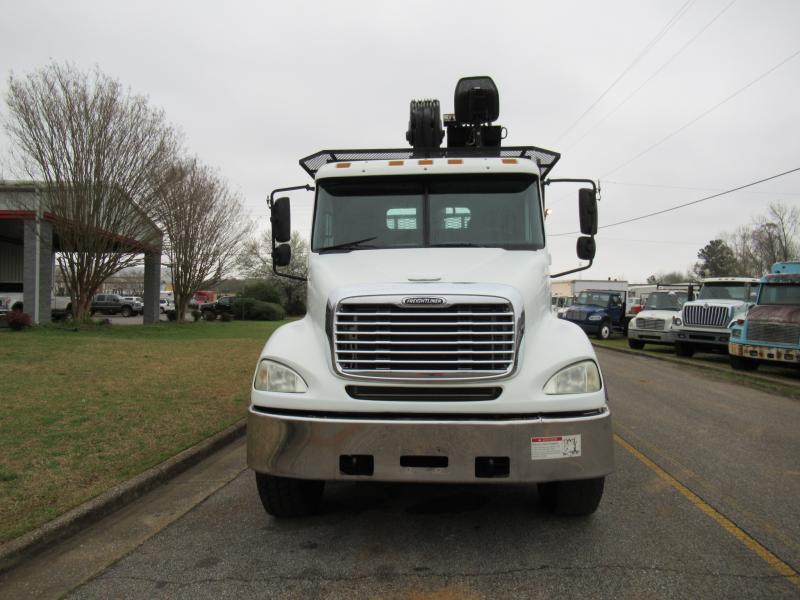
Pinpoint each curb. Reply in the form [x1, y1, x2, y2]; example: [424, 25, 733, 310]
[0, 418, 246, 576]
[592, 342, 800, 390]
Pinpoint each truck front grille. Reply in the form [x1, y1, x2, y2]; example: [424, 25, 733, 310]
[637, 318, 665, 330]
[683, 304, 730, 328]
[333, 298, 517, 380]
[747, 321, 800, 345]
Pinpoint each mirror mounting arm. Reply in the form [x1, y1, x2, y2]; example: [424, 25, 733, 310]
[268, 184, 314, 282]
[551, 259, 594, 279]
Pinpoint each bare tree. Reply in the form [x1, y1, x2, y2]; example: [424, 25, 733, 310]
[238, 229, 308, 313]
[724, 202, 799, 276]
[155, 158, 251, 321]
[4, 62, 176, 320]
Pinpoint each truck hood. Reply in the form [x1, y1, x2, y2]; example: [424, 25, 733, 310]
[747, 304, 800, 324]
[306, 247, 551, 327]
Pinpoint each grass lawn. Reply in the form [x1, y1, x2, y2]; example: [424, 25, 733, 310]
[594, 337, 800, 400]
[0, 320, 284, 544]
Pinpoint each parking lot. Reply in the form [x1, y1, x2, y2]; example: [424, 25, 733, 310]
[2, 346, 797, 599]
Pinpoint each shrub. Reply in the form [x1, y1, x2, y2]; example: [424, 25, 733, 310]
[11, 301, 23, 312]
[231, 297, 285, 321]
[241, 281, 283, 305]
[220, 312, 233, 322]
[8, 311, 32, 331]
[166, 309, 177, 321]
[251, 301, 286, 321]
[191, 309, 201, 322]
[285, 297, 307, 316]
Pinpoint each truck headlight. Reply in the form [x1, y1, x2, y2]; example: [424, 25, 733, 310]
[254, 359, 308, 393]
[672, 316, 682, 326]
[587, 314, 602, 321]
[730, 328, 741, 338]
[543, 360, 602, 395]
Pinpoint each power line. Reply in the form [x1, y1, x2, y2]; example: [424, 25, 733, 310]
[553, 0, 696, 145]
[603, 179, 800, 196]
[600, 47, 800, 178]
[564, 0, 737, 152]
[550, 166, 800, 236]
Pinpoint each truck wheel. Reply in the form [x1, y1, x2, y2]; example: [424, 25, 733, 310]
[255, 473, 324, 518]
[674, 342, 694, 358]
[202, 309, 216, 321]
[628, 339, 645, 350]
[120, 306, 132, 318]
[596, 322, 611, 340]
[538, 477, 605, 516]
[730, 355, 758, 371]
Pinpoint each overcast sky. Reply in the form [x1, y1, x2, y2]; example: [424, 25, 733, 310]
[1, 0, 799, 282]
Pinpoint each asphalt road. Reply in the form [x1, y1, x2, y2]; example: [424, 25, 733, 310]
[13, 347, 800, 598]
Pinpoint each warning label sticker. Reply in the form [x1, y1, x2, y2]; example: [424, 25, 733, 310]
[530, 435, 582, 460]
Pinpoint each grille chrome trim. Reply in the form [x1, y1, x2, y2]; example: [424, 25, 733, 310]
[747, 321, 800, 345]
[332, 294, 521, 381]
[637, 318, 665, 331]
[683, 304, 731, 328]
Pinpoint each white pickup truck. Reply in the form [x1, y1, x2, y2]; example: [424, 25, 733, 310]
[247, 77, 613, 518]
[0, 293, 71, 320]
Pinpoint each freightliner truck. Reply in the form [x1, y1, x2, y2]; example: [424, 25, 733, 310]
[248, 77, 613, 518]
[729, 262, 800, 370]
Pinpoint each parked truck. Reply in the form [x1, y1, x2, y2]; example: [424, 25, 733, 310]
[728, 262, 800, 370]
[247, 77, 613, 518]
[671, 277, 759, 357]
[626, 285, 693, 349]
[561, 289, 628, 339]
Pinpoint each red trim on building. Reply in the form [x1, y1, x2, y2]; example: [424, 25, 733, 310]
[0, 210, 56, 221]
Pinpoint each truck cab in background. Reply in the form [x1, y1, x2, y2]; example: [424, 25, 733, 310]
[247, 77, 613, 519]
[729, 262, 800, 370]
[561, 289, 627, 340]
[672, 277, 758, 357]
[626, 286, 691, 349]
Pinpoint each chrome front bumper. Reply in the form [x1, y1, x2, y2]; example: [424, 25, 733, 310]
[247, 407, 614, 483]
[729, 342, 800, 364]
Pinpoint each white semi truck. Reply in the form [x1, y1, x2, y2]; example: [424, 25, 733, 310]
[247, 77, 613, 518]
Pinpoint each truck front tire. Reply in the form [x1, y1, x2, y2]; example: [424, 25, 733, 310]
[596, 322, 611, 340]
[675, 342, 694, 357]
[730, 355, 759, 371]
[120, 306, 132, 318]
[538, 477, 605, 516]
[255, 473, 325, 518]
[628, 339, 645, 350]
[202, 309, 216, 321]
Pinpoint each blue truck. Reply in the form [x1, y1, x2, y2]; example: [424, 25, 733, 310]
[560, 289, 628, 340]
[728, 262, 800, 370]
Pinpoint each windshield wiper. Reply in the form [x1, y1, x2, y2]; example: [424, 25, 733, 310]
[317, 236, 378, 253]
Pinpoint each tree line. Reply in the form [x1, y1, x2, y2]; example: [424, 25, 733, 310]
[3, 62, 251, 321]
[646, 202, 799, 284]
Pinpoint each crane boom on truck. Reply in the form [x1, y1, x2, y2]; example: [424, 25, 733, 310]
[247, 76, 613, 518]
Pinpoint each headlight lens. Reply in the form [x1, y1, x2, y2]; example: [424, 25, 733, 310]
[672, 316, 682, 326]
[253, 359, 308, 393]
[544, 360, 602, 395]
[730, 328, 741, 338]
[587, 314, 602, 321]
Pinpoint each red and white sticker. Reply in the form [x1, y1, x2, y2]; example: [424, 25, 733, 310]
[530, 435, 582, 460]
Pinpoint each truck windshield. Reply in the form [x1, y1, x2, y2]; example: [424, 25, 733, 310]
[312, 174, 543, 251]
[698, 284, 753, 301]
[759, 284, 800, 305]
[575, 292, 610, 306]
[645, 292, 685, 311]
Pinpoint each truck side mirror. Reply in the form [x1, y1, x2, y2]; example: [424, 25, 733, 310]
[579, 188, 598, 235]
[577, 236, 596, 261]
[271, 197, 291, 243]
[273, 243, 291, 267]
